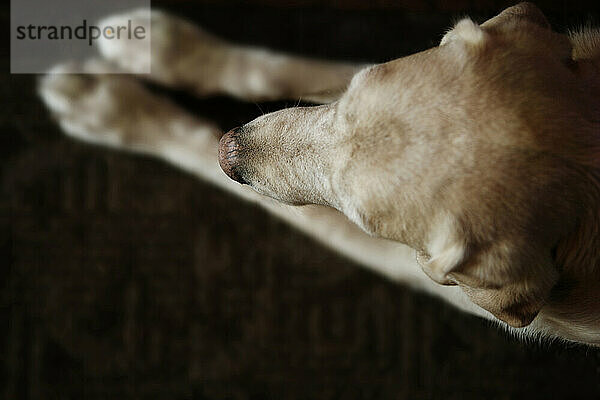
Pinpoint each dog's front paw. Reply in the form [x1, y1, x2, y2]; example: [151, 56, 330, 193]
[39, 60, 129, 147]
[38, 59, 212, 152]
[97, 9, 228, 94]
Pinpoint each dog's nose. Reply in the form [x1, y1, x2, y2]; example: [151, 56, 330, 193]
[219, 128, 248, 185]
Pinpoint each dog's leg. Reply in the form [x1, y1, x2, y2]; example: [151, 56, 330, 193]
[39, 62, 487, 319]
[97, 9, 365, 103]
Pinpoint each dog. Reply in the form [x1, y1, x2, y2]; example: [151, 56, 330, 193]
[39, 3, 600, 346]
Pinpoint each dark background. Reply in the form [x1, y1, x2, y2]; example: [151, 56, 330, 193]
[3, 1, 600, 399]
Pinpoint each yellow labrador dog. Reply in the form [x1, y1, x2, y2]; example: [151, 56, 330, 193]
[39, 3, 600, 346]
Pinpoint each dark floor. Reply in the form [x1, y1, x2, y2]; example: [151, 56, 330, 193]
[3, 2, 600, 399]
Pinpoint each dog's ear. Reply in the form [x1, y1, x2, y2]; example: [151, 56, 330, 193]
[481, 2, 551, 30]
[419, 216, 559, 328]
[448, 243, 559, 327]
[440, 3, 551, 47]
[479, 2, 573, 66]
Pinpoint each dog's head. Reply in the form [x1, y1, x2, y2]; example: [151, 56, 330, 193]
[219, 3, 600, 329]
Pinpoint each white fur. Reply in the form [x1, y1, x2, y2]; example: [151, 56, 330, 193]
[441, 18, 486, 46]
[423, 213, 466, 284]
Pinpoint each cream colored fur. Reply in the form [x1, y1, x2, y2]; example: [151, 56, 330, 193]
[39, 3, 600, 346]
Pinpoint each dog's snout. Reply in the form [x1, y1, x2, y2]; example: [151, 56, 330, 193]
[219, 128, 248, 185]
